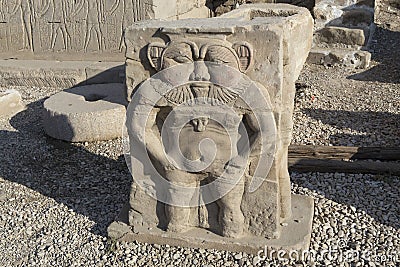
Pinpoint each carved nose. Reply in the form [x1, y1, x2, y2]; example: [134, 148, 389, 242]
[189, 62, 210, 81]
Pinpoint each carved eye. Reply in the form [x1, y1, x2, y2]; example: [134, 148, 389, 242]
[205, 54, 231, 65]
[211, 58, 229, 64]
[205, 46, 238, 68]
[173, 56, 193, 64]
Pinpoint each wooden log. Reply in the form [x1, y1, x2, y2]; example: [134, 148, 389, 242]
[288, 145, 400, 161]
[288, 158, 400, 176]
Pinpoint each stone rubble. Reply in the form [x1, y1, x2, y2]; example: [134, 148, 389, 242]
[0, 89, 25, 117]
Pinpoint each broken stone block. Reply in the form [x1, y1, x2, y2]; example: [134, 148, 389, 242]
[316, 26, 366, 46]
[0, 90, 25, 117]
[212, 0, 314, 16]
[313, 2, 344, 24]
[313, 0, 375, 30]
[341, 9, 374, 27]
[307, 49, 331, 65]
[307, 48, 371, 68]
[85, 62, 126, 85]
[355, 50, 372, 69]
[108, 3, 314, 254]
[43, 84, 127, 142]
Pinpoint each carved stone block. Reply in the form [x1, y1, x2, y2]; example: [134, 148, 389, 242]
[109, 4, 314, 253]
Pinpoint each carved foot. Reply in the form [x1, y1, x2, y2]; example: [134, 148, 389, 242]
[167, 223, 191, 233]
[221, 212, 244, 238]
[221, 223, 243, 238]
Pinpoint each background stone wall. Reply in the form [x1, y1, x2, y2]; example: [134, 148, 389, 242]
[0, 0, 210, 61]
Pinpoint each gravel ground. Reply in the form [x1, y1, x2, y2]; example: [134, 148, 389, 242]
[293, 63, 400, 147]
[1, 2, 399, 266]
[292, 0, 400, 148]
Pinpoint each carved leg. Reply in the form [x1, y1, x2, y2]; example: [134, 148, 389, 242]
[26, 19, 34, 51]
[95, 26, 103, 51]
[118, 28, 124, 52]
[60, 26, 68, 50]
[84, 24, 92, 52]
[165, 170, 197, 233]
[62, 25, 71, 50]
[165, 204, 192, 233]
[50, 26, 57, 50]
[211, 175, 245, 238]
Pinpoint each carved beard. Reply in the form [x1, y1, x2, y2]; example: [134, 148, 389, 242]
[164, 82, 239, 132]
[164, 83, 239, 106]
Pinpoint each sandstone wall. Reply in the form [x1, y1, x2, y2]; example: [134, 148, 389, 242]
[0, 0, 210, 61]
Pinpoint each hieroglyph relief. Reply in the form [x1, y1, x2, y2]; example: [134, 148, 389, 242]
[0, 0, 152, 53]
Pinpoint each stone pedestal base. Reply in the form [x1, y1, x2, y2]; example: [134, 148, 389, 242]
[108, 194, 314, 255]
[43, 84, 127, 142]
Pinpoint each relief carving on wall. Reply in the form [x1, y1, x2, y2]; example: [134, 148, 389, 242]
[0, 0, 152, 54]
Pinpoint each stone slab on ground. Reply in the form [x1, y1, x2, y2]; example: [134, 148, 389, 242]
[108, 194, 314, 255]
[0, 90, 25, 117]
[0, 60, 125, 89]
[43, 83, 128, 142]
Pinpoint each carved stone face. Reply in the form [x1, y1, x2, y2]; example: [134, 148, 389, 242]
[147, 38, 253, 137]
[147, 38, 253, 88]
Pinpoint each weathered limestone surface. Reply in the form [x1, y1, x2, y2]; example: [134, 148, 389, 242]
[0, 60, 125, 89]
[209, 0, 374, 68]
[0, 0, 210, 61]
[314, 0, 375, 31]
[316, 26, 366, 46]
[109, 4, 314, 253]
[0, 89, 24, 117]
[109, 195, 314, 255]
[43, 83, 127, 142]
[307, 48, 371, 68]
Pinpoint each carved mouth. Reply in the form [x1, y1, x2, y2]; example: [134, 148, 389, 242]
[190, 82, 212, 88]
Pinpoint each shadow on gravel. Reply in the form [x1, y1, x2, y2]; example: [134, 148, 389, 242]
[302, 108, 400, 146]
[347, 26, 400, 84]
[291, 172, 400, 230]
[0, 98, 132, 236]
[297, 108, 400, 229]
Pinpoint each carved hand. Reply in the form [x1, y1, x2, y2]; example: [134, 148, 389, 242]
[225, 155, 247, 172]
